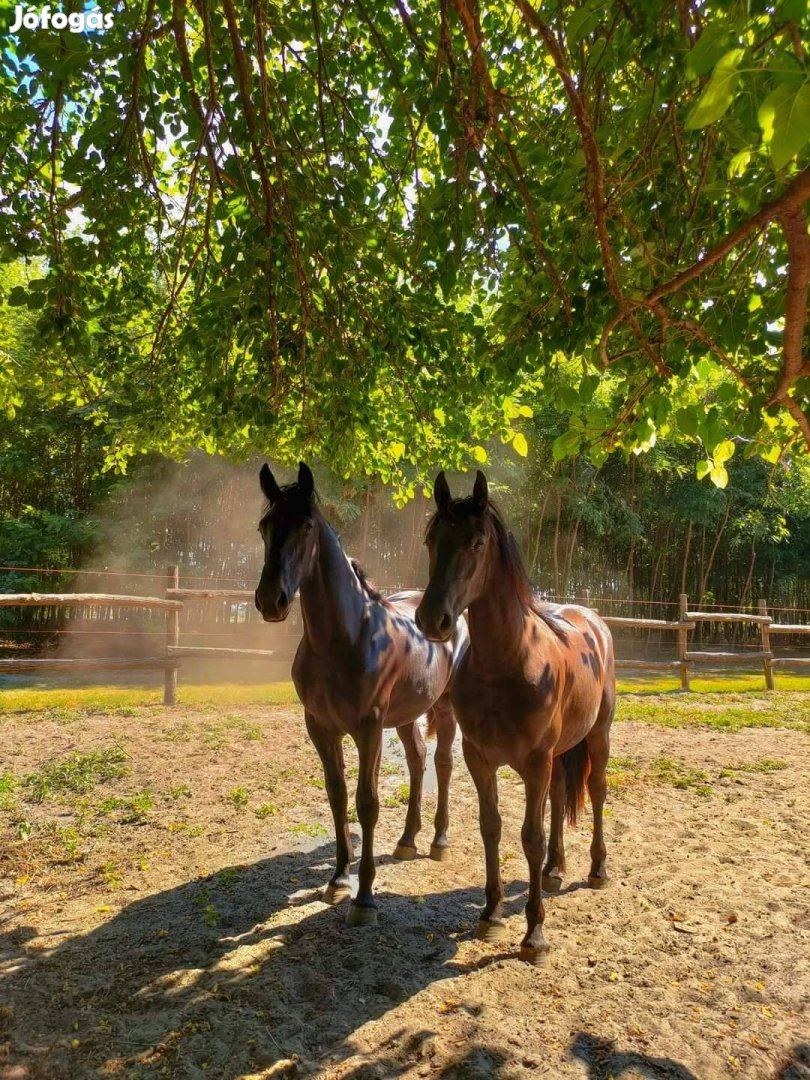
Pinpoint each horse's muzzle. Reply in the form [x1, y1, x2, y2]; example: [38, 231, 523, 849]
[255, 588, 291, 622]
[415, 604, 454, 643]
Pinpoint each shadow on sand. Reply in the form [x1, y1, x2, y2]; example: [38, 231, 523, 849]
[0, 839, 529, 1078]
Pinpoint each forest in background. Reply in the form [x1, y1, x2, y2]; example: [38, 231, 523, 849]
[3, 387, 810, 653]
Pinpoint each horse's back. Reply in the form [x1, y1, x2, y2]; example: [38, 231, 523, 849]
[538, 603, 613, 670]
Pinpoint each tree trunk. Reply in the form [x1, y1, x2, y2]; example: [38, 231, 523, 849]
[699, 503, 731, 604]
[680, 520, 693, 598]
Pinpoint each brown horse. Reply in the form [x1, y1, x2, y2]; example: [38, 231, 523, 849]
[254, 462, 468, 926]
[415, 471, 615, 963]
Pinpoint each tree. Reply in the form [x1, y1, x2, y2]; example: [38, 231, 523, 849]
[0, 0, 808, 488]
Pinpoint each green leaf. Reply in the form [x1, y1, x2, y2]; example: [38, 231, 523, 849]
[709, 462, 729, 488]
[758, 80, 810, 170]
[713, 439, 736, 464]
[696, 459, 712, 480]
[552, 429, 582, 461]
[685, 25, 734, 80]
[727, 149, 752, 179]
[472, 445, 488, 463]
[512, 432, 528, 457]
[685, 49, 745, 130]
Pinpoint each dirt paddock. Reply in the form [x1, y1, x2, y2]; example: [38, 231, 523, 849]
[1, 698, 808, 1079]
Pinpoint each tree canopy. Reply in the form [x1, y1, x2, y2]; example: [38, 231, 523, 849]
[1, 0, 808, 489]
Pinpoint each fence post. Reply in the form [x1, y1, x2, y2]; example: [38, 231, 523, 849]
[758, 598, 774, 691]
[164, 565, 180, 705]
[678, 593, 690, 691]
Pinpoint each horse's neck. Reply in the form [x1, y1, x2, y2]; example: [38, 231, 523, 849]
[467, 565, 528, 673]
[299, 517, 367, 651]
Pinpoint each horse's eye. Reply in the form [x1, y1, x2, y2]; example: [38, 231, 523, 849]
[303, 521, 314, 533]
[472, 537, 485, 551]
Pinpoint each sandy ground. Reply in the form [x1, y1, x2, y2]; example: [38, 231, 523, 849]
[0, 703, 809, 1080]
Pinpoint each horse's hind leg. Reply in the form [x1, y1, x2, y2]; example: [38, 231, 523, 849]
[430, 697, 456, 861]
[304, 711, 353, 905]
[586, 688, 615, 889]
[462, 738, 505, 942]
[393, 720, 426, 860]
[542, 758, 567, 893]
[520, 751, 554, 964]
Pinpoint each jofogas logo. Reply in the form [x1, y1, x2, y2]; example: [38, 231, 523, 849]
[9, 5, 113, 32]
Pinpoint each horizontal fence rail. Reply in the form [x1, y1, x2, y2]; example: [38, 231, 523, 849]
[3, 574, 810, 701]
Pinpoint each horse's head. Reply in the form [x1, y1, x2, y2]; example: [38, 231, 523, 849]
[254, 461, 317, 622]
[415, 470, 493, 642]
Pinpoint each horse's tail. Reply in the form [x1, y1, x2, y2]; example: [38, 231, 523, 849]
[560, 738, 591, 826]
[425, 707, 437, 741]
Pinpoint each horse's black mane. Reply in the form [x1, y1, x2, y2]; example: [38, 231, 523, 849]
[350, 559, 388, 604]
[427, 496, 570, 638]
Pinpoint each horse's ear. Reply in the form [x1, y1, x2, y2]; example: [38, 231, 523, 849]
[298, 461, 315, 498]
[472, 470, 488, 512]
[434, 471, 452, 514]
[260, 463, 282, 503]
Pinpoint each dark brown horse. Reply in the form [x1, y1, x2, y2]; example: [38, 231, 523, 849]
[415, 471, 615, 963]
[254, 462, 468, 926]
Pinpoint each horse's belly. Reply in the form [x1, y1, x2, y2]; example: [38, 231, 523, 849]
[292, 645, 445, 731]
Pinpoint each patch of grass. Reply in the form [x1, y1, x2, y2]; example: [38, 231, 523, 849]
[719, 758, 789, 777]
[649, 756, 712, 796]
[383, 783, 410, 808]
[291, 821, 328, 837]
[97, 790, 155, 823]
[41, 824, 85, 863]
[194, 887, 220, 927]
[101, 860, 123, 889]
[606, 754, 643, 792]
[215, 867, 241, 887]
[0, 773, 19, 812]
[168, 784, 192, 800]
[380, 761, 403, 777]
[306, 774, 325, 790]
[226, 786, 249, 811]
[617, 691, 810, 734]
[0, 681, 299, 716]
[616, 673, 810, 695]
[254, 802, 279, 819]
[23, 747, 129, 801]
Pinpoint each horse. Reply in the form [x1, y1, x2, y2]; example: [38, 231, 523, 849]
[415, 470, 615, 963]
[254, 462, 469, 926]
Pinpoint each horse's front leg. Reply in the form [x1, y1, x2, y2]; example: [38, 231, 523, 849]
[393, 720, 426, 860]
[304, 711, 353, 904]
[520, 750, 554, 964]
[430, 697, 456, 862]
[462, 737, 505, 942]
[346, 712, 383, 927]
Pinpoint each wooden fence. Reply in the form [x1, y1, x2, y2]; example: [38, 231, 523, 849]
[2, 574, 810, 703]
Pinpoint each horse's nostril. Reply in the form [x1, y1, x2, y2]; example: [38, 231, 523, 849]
[439, 612, 452, 636]
[254, 589, 263, 613]
[277, 590, 288, 611]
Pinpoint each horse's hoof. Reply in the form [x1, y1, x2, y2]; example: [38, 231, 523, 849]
[322, 882, 351, 905]
[588, 874, 610, 890]
[542, 873, 563, 893]
[476, 918, 506, 943]
[393, 843, 418, 861]
[519, 942, 550, 966]
[429, 843, 450, 862]
[346, 903, 378, 927]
